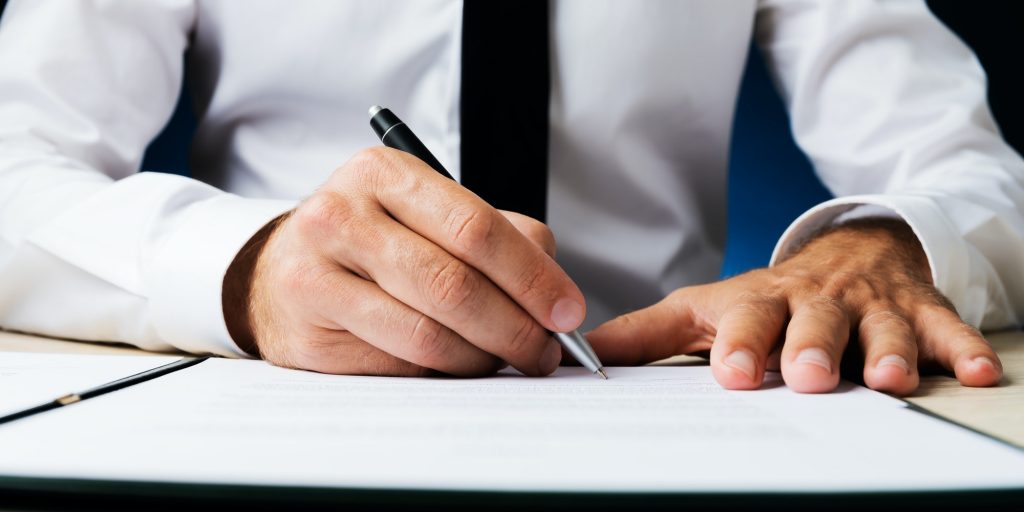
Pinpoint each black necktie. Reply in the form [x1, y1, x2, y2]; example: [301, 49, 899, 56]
[460, 1, 550, 222]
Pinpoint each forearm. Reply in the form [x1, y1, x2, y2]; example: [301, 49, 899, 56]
[0, 0, 296, 355]
[0, 167, 294, 355]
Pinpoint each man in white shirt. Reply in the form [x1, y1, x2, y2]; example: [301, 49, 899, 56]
[0, 0, 1020, 396]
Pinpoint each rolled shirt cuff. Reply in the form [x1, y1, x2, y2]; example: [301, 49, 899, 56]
[150, 194, 296, 358]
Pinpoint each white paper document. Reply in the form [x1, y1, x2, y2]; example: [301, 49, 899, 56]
[0, 358, 1021, 493]
[0, 352, 179, 418]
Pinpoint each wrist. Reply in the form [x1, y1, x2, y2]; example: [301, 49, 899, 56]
[222, 212, 291, 357]
[780, 217, 933, 285]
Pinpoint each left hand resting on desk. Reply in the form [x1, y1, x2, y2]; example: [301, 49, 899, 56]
[585, 218, 1003, 395]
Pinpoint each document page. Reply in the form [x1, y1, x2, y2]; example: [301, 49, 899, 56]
[0, 352, 179, 417]
[0, 359, 1021, 492]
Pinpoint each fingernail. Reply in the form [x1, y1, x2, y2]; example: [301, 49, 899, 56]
[551, 298, 584, 332]
[539, 340, 561, 375]
[877, 354, 910, 374]
[971, 356, 997, 371]
[795, 348, 833, 374]
[723, 350, 757, 380]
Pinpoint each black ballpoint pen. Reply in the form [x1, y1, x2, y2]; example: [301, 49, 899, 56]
[0, 357, 207, 426]
[368, 105, 607, 379]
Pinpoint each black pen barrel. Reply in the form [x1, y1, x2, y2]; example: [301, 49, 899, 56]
[369, 107, 454, 180]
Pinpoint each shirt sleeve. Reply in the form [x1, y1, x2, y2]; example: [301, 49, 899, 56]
[0, 0, 295, 357]
[755, 0, 1024, 330]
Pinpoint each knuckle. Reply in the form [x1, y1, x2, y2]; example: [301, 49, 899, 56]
[860, 310, 914, 346]
[731, 291, 782, 318]
[862, 308, 909, 330]
[942, 322, 993, 363]
[357, 145, 392, 161]
[913, 301, 967, 334]
[776, 274, 818, 297]
[805, 294, 848, 318]
[296, 193, 374, 249]
[513, 263, 556, 305]
[408, 314, 451, 366]
[445, 204, 497, 257]
[362, 349, 410, 378]
[952, 321, 985, 342]
[343, 146, 401, 192]
[820, 270, 857, 293]
[666, 285, 702, 308]
[822, 271, 879, 302]
[729, 302, 774, 322]
[426, 257, 478, 313]
[289, 329, 349, 371]
[734, 290, 774, 304]
[348, 146, 394, 172]
[294, 193, 345, 238]
[523, 219, 557, 256]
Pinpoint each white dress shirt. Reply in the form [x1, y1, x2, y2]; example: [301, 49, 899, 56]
[0, 0, 1021, 358]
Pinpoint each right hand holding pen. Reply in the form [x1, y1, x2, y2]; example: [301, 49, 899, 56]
[224, 147, 587, 377]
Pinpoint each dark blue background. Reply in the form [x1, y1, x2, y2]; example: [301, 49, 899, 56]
[0, 1, 1019, 277]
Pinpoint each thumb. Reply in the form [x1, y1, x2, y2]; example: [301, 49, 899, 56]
[583, 291, 711, 366]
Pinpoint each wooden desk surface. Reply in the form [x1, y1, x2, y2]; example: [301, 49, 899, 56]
[2, 328, 1022, 448]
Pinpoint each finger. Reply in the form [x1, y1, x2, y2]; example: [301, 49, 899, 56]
[499, 210, 557, 258]
[299, 264, 503, 377]
[325, 210, 560, 376]
[916, 305, 1002, 387]
[766, 346, 782, 372]
[780, 295, 849, 393]
[857, 307, 919, 396]
[709, 293, 788, 390]
[353, 148, 586, 333]
[585, 290, 713, 366]
[283, 328, 436, 377]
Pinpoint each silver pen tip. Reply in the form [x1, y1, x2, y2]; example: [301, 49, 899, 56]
[596, 368, 608, 380]
[368, 105, 384, 118]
